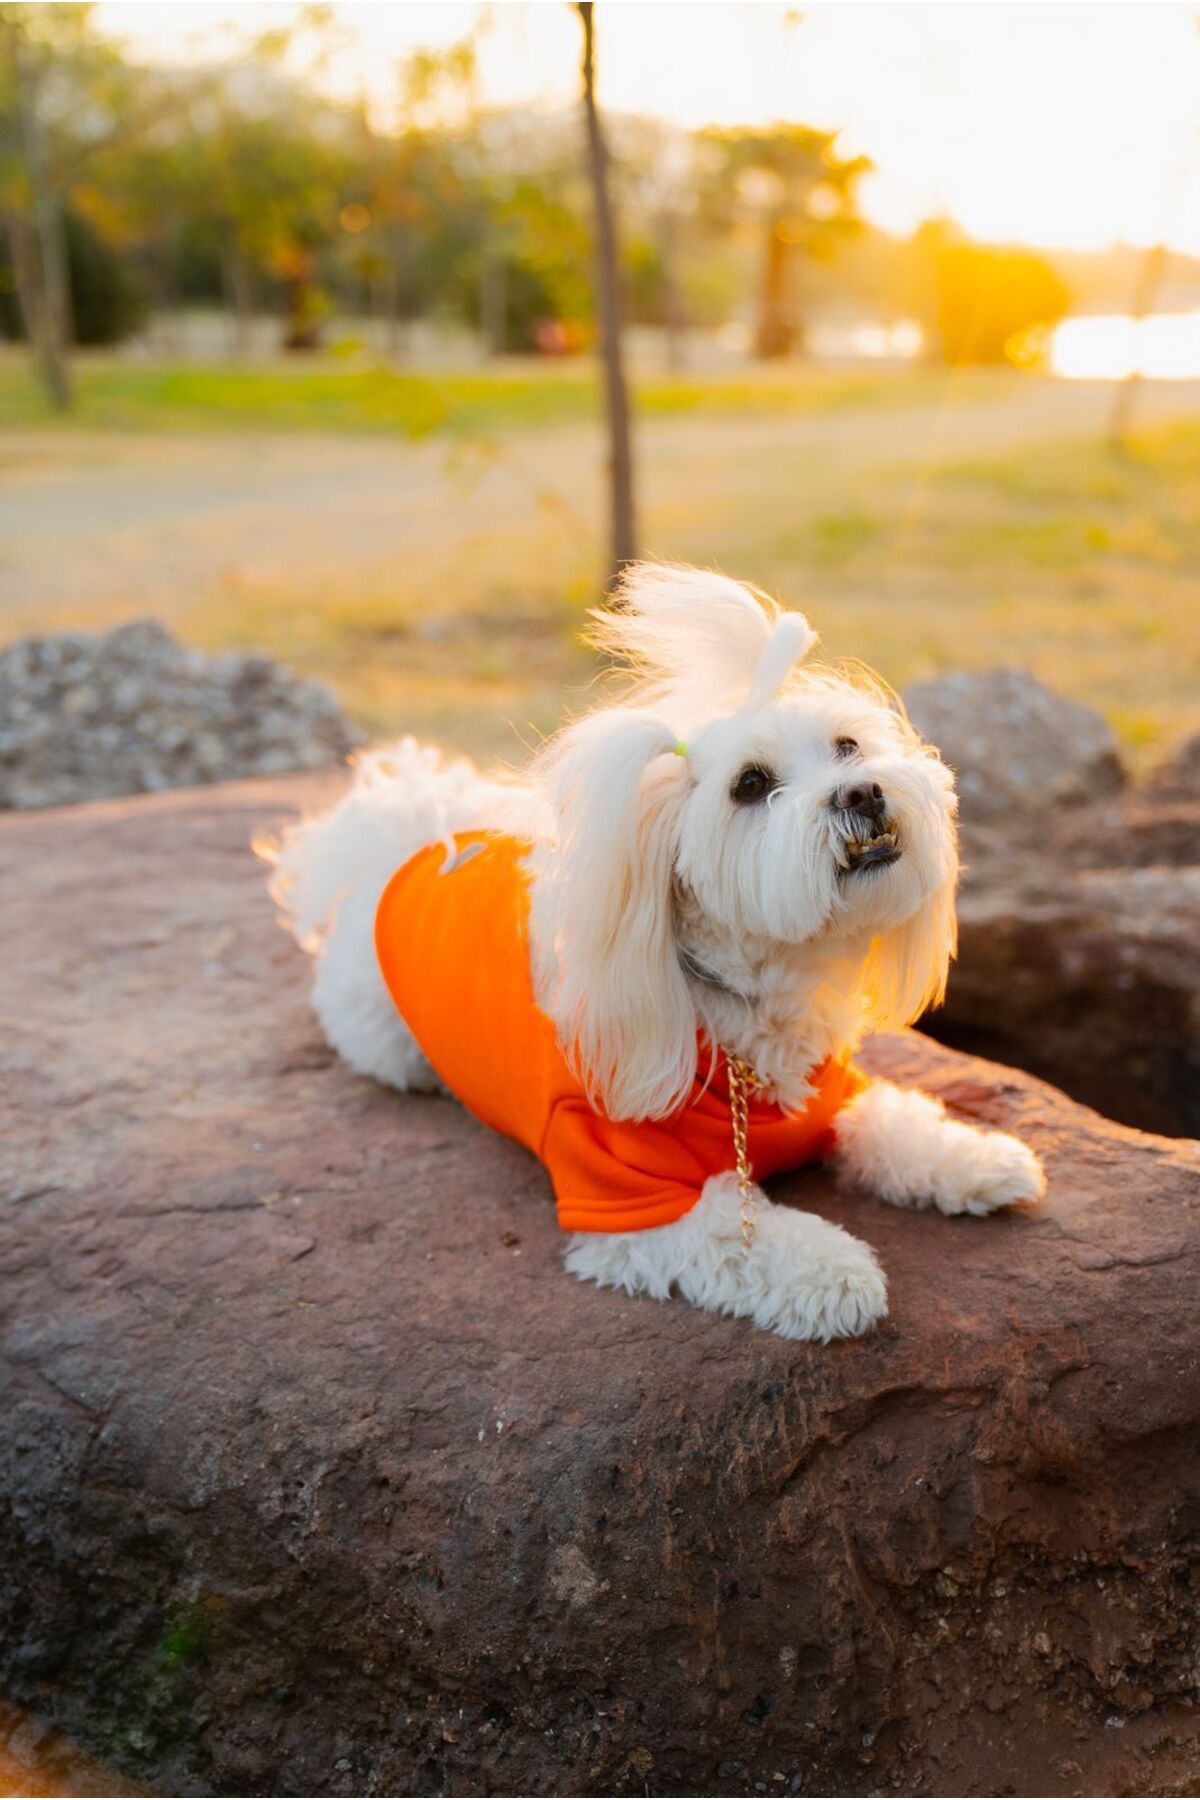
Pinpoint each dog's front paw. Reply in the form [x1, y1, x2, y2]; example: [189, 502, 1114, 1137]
[567, 1177, 889, 1343]
[939, 1130, 1046, 1217]
[741, 1205, 888, 1342]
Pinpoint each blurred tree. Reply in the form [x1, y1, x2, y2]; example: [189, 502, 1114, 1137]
[79, 92, 203, 351]
[187, 73, 350, 355]
[0, 3, 89, 406]
[345, 37, 482, 360]
[697, 124, 869, 358]
[75, 14, 357, 359]
[613, 116, 695, 369]
[0, 205, 146, 343]
[478, 159, 593, 352]
[63, 207, 144, 342]
[917, 225, 1070, 365]
[577, 0, 636, 583]
[0, 5, 203, 385]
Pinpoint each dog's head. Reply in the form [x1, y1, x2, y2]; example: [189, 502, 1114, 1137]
[530, 564, 958, 1119]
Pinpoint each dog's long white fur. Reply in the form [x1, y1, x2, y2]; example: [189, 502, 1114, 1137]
[267, 564, 1044, 1341]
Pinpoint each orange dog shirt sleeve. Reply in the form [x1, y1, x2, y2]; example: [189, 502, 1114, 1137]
[541, 1096, 716, 1234]
[542, 1055, 869, 1235]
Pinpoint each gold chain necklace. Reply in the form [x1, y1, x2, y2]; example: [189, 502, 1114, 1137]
[725, 1052, 762, 1256]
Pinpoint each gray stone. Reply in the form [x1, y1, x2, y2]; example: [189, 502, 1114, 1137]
[0, 621, 358, 810]
[905, 669, 1126, 826]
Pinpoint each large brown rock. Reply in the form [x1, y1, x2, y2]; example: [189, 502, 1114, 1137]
[1, 778, 1198, 1799]
[1143, 732, 1200, 803]
[940, 855, 1200, 1137]
[934, 762, 1199, 1137]
[903, 673, 1198, 1134]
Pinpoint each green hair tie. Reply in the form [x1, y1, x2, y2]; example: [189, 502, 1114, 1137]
[673, 741, 688, 757]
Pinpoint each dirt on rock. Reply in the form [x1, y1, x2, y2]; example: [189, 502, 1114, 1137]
[0, 775, 1197, 1798]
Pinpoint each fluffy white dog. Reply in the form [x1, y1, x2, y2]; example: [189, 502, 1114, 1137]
[267, 564, 1044, 1341]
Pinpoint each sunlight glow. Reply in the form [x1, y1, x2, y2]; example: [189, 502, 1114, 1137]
[95, 2, 1200, 257]
[1050, 311, 1200, 380]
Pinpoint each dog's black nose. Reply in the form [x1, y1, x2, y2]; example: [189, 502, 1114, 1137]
[833, 780, 886, 820]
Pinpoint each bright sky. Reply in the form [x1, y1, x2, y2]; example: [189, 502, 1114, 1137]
[95, 2, 1200, 255]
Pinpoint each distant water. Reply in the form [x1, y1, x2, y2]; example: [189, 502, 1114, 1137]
[806, 312, 1200, 380]
[1049, 310, 1200, 380]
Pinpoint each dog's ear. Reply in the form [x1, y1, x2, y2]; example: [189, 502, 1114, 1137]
[590, 562, 816, 712]
[529, 708, 696, 1121]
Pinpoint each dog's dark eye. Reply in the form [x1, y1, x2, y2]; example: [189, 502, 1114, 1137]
[731, 764, 775, 804]
[834, 736, 859, 760]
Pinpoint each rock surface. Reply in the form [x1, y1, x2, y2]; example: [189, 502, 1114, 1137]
[904, 673, 1198, 1135]
[1, 777, 1198, 1799]
[941, 847, 1200, 1138]
[1142, 730, 1200, 803]
[910, 687, 1200, 1137]
[904, 669, 1127, 826]
[0, 1698, 146, 1799]
[0, 621, 356, 810]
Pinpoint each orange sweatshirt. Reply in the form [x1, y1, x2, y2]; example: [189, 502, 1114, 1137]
[375, 831, 864, 1234]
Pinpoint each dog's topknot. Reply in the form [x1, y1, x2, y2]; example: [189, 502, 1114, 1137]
[589, 562, 817, 719]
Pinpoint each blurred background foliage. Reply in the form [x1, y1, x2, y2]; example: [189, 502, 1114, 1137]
[0, 1, 1088, 370]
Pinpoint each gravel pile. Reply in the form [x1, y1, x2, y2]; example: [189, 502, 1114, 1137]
[0, 620, 357, 810]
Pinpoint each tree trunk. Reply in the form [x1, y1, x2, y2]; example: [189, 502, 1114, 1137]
[1108, 240, 1169, 451]
[658, 206, 685, 373]
[480, 252, 507, 358]
[381, 235, 406, 363]
[2, 209, 39, 343]
[221, 236, 253, 359]
[281, 245, 322, 354]
[756, 223, 797, 360]
[6, 19, 72, 410]
[577, 1, 636, 585]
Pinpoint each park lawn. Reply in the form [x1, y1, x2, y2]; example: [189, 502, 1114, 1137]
[180, 416, 1199, 768]
[0, 353, 996, 438]
[722, 416, 1200, 761]
[1, 352, 1194, 766]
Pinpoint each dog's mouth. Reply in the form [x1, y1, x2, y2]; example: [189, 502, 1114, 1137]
[837, 821, 901, 873]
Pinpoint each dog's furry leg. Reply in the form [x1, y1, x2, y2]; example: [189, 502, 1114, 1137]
[564, 1173, 887, 1341]
[310, 886, 442, 1092]
[832, 1081, 1045, 1216]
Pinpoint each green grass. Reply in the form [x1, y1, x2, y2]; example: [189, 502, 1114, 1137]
[147, 412, 1200, 764]
[883, 423, 1200, 582]
[763, 420, 1200, 763]
[0, 353, 992, 438]
[2, 352, 1196, 768]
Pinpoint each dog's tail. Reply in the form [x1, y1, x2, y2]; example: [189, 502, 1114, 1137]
[259, 737, 499, 952]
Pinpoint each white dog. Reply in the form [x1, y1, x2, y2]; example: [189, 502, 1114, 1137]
[266, 564, 1044, 1341]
